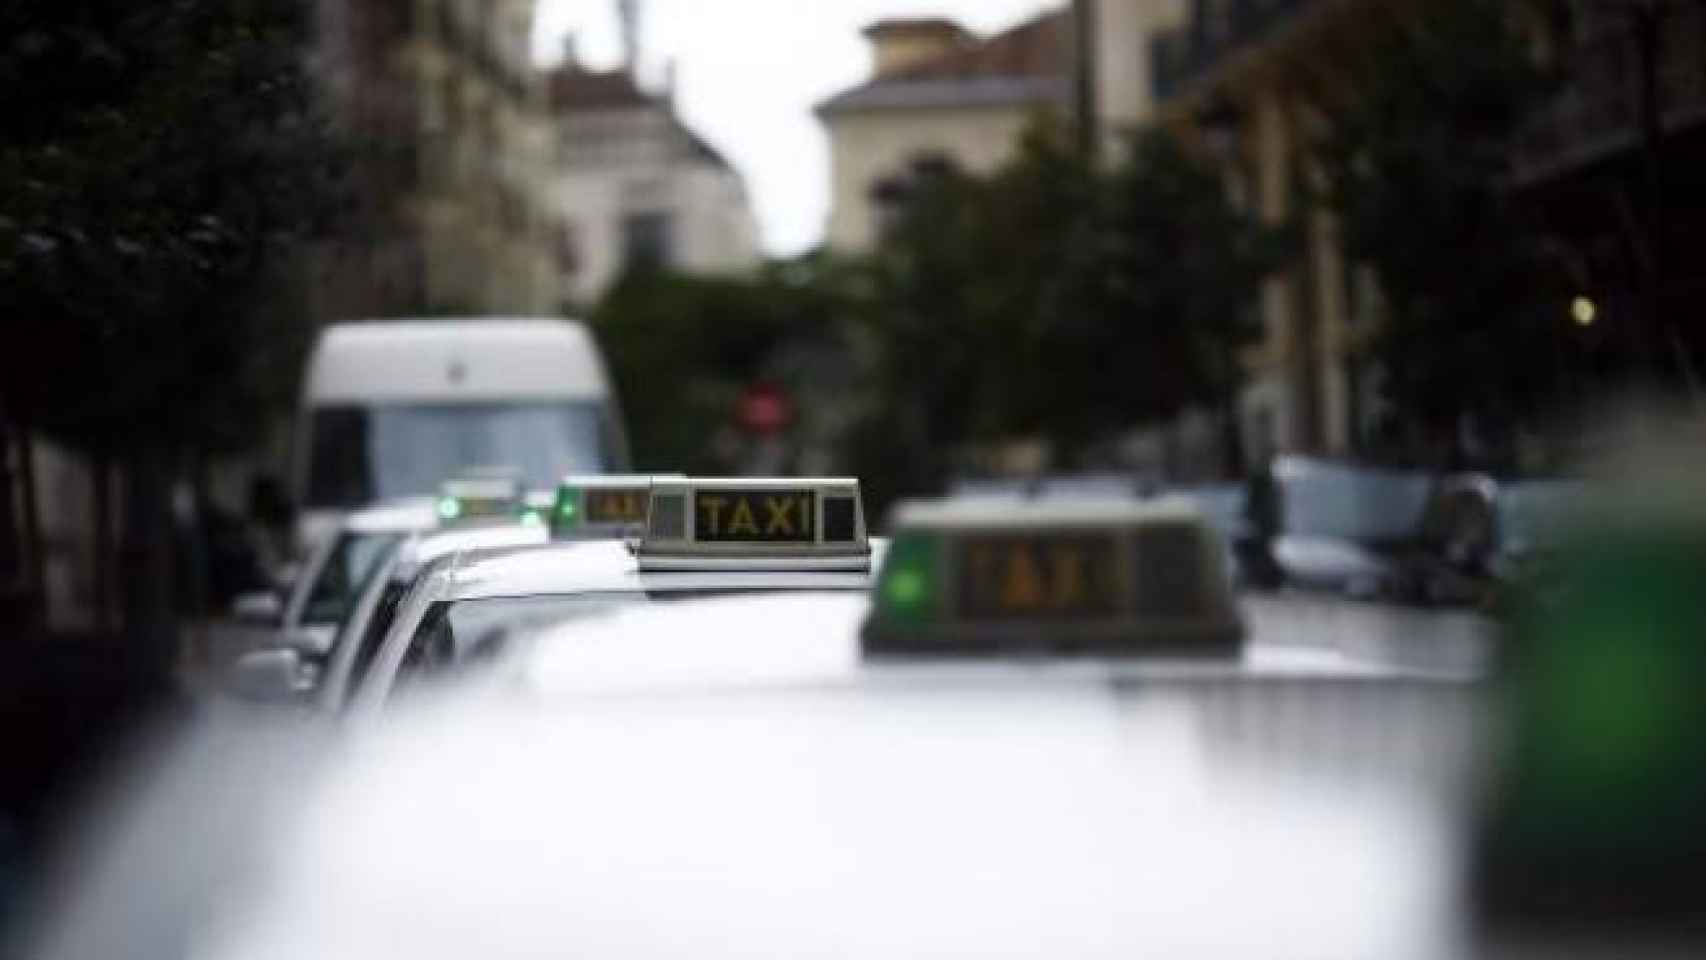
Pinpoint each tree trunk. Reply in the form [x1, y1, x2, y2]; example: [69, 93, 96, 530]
[1220, 343, 1246, 480]
[92, 452, 113, 631]
[0, 421, 25, 631]
[19, 427, 44, 628]
[186, 453, 211, 619]
[121, 450, 177, 692]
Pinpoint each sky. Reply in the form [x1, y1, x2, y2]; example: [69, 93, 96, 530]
[534, 1, 1061, 258]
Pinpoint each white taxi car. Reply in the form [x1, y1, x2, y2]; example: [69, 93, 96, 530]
[217, 499, 435, 680]
[342, 477, 879, 716]
[33, 494, 1500, 960]
[225, 474, 551, 705]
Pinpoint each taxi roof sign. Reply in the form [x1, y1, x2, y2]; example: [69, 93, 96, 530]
[862, 496, 1243, 656]
[437, 471, 534, 527]
[638, 477, 869, 571]
[551, 474, 683, 541]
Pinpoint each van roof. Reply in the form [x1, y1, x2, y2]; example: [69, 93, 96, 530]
[306, 318, 611, 403]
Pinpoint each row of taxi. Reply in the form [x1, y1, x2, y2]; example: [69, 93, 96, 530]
[224, 470, 1259, 719]
[38, 466, 1704, 958]
[35, 472, 1483, 960]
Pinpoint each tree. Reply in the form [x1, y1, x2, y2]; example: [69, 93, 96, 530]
[858, 116, 1125, 481]
[1313, 0, 1565, 463]
[0, 0, 345, 641]
[856, 116, 1285, 485]
[591, 264, 857, 473]
[1094, 130, 1291, 474]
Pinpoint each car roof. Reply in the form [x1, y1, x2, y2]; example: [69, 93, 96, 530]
[308, 319, 608, 403]
[343, 498, 440, 535]
[391, 523, 554, 579]
[509, 591, 1486, 701]
[433, 539, 887, 602]
[69, 636, 1479, 960]
[890, 494, 1204, 529]
[34, 589, 1496, 960]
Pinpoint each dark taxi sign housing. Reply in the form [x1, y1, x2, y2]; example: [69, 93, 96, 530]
[550, 474, 683, 540]
[862, 497, 1243, 656]
[438, 472, 534, 527]
[639, 478, 868, 571]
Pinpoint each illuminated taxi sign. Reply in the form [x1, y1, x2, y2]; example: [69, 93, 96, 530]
[550, 474, 681, 540]
[437, 474, 534, 527]
[638, 478, 868, 571]
[862, 497, 1243, 656]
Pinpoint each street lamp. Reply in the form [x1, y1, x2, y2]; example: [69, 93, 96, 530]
[1571, 295, 1598, 328]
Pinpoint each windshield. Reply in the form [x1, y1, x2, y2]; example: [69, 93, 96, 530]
[300, 532, 403, 627]
[305, 402, 610, 508]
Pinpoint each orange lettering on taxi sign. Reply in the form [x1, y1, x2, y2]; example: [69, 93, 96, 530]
[958, 535, 1119, 619]
[694, 490, 816, 543]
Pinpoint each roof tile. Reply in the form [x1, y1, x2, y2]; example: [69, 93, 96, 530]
[820, 9, 1073, 115]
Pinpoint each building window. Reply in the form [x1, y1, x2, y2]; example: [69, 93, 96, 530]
[622, 212, 674, 273]
[870, 151, 957, 238]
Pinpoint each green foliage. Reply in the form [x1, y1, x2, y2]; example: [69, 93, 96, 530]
[0, 0, 345, 457]
[858, 114, 1284, 477]
[1095, 129, 1291, 417]
[593, 116, 1283, 500]
[591, 263, 859, 472]
[1313, 0, 1566, 432]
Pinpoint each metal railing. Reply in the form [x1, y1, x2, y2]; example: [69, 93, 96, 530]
[1509, 10, 1706, 182]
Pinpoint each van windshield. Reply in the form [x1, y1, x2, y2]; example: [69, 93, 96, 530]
[306, 402, 609, 508]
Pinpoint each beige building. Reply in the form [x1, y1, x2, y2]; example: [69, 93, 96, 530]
[817, 13, 1076, 253]
[1081, 0, 1187, 157]
[548, 59, 760, 308]
[311, 0, 560, 319]
[1144, 0, 1384, 466]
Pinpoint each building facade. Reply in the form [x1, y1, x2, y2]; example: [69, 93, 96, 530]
[818, 13, 1077, 253]
[1080, 0, 1188, 157]
[548, 60, 760, 309]
[311, 0, 560, 319]
[1147, 0, 1386, 465]
[1146, 0, 1706, 469]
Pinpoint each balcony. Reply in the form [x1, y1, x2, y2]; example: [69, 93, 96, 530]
[1509, 6, 1706, 187]
[1152, 0, 1317, 102]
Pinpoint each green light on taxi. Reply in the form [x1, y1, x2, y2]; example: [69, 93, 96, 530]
[437, 496, 462, 521]
[876, 534, 938, 622]
[556, 493, 580, 521]
[551, 485, 583, 537]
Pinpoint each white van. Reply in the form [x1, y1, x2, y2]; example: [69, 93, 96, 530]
[292, 319, 629, 552]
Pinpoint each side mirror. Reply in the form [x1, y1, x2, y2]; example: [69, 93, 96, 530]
[226, 648, 320, 704]
[271, 562, 301, 596]
[232, 591, 284, 628]
[280, 624, 337, 659]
